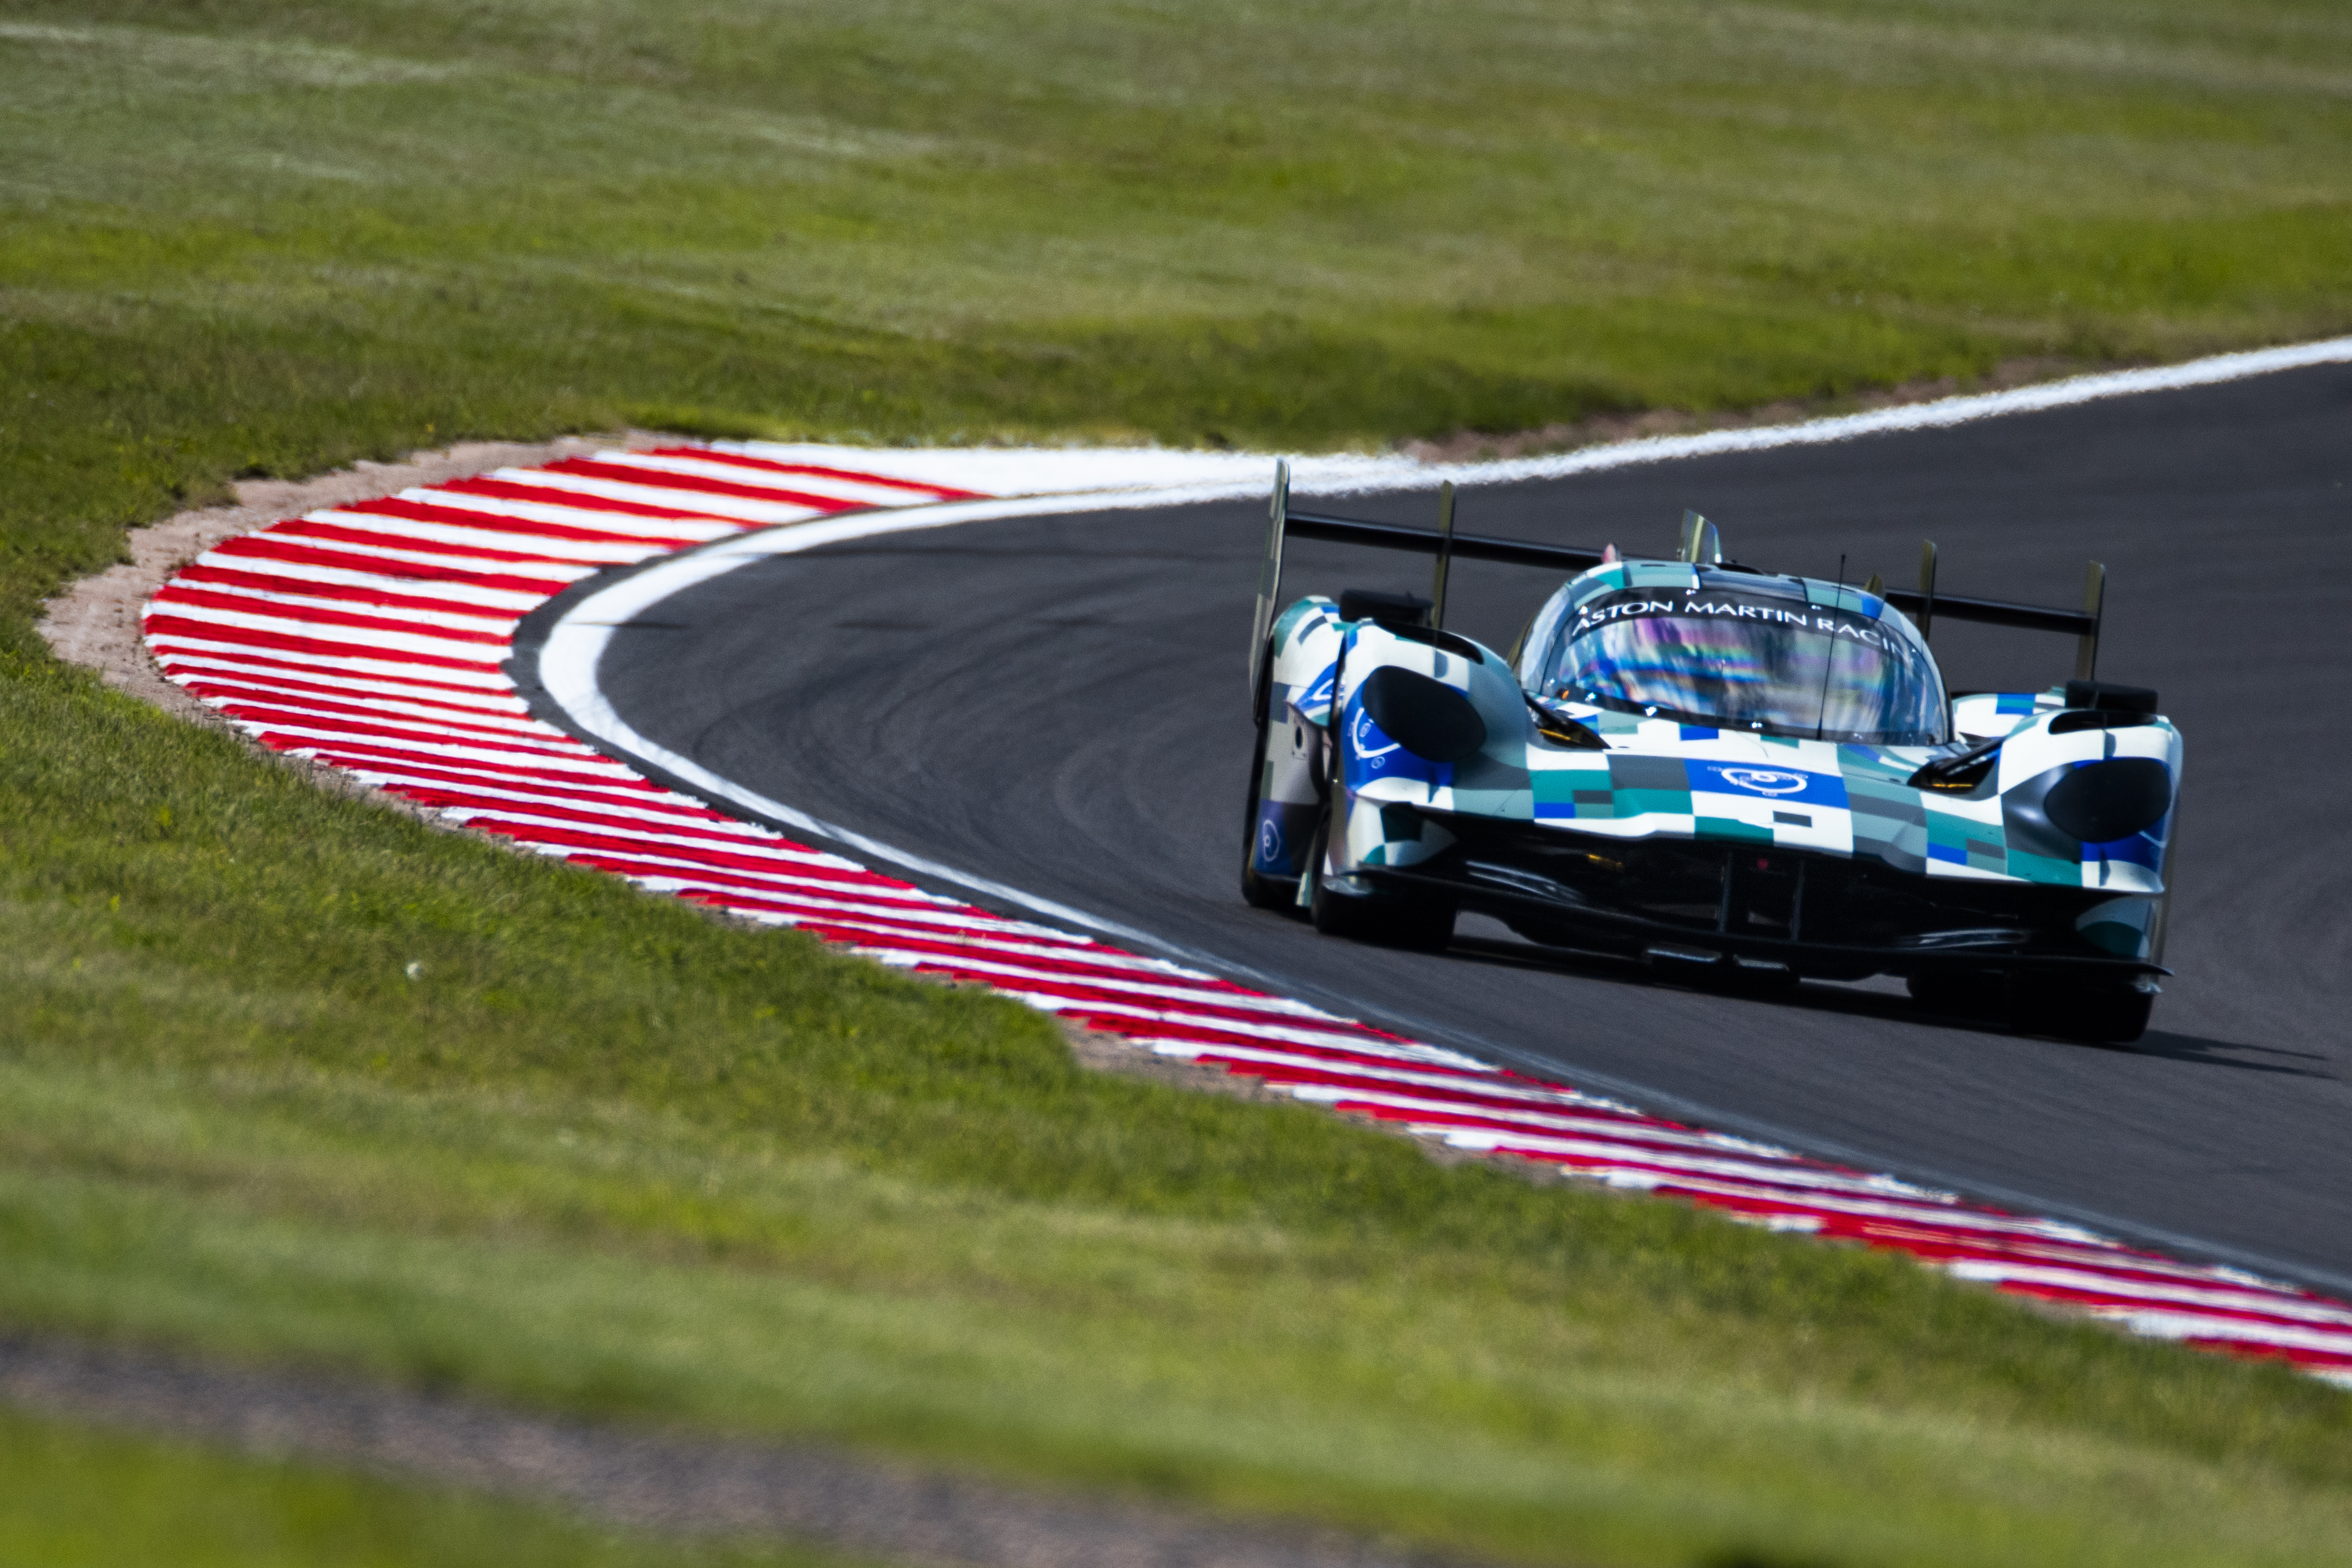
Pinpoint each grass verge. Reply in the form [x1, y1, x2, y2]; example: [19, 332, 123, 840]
[4, 658, 2352, 1567]
[0, 1400, 841, 1568]
[4, 3, 2352, 1564]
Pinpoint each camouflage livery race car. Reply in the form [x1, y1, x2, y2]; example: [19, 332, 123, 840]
[1240, 465, 2180, 1044]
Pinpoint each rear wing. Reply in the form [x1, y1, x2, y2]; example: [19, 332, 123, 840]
[1247, 459, 2107, 697]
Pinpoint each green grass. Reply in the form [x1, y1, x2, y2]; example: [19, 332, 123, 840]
[0, 1400, 849, 1568]
[6, 660, 2352, 1567]
[4, 2, 2352, 1564]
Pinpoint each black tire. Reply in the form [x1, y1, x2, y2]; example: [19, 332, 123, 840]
[1306, 806, 1454, 951]
[1710, 961, 1801, 998]
[2007, 973, 2156, 1045]
[1240, 711, 1301, 911]
[1906, 969, 1994, 1019]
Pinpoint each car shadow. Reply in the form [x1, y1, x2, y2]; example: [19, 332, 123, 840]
[2097, 1029, 2331, 1076]
[1442, 934, 2333, 1079]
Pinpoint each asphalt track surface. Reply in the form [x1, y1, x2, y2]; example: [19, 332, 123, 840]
[598, 364, 2352, 1290]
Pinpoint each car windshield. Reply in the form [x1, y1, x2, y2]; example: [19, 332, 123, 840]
[1546, 588, 1945, 744]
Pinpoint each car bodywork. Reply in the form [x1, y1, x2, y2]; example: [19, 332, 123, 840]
[1242, 470, 2181, 1039]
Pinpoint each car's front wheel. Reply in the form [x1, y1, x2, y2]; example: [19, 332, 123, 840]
[1910, 968, 2154, 1043]
[2007, 973, 2156, 1045]
[1305, 811, 1455, 951]
[1905, 969, 1992, 1019]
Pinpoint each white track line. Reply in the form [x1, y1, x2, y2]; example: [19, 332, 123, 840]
[739, 335, 2352, 500]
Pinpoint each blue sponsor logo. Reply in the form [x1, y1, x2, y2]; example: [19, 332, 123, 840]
[1301, 662, 1337, 713]
[1344, 699, 1449, 790]
[1686, 762, 1847, 807]
[1351, 704, 1398, 767]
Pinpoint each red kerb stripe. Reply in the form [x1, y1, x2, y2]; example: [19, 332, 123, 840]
[891, 961, 1395, 1038]
[302, 744, 659, 794]
[145, 616, 500, 673]
[179, 674, 527, 726]
[342, 495, 721, 549]
[844, 929, 1309, 1001]
[270, 517, 613, 569]
[209, 536, 575, 594]
[641, 447, 987, 501]
[540, 457, 861, 513]
[188, 684, 542, 743]
[171, 564, 524, 624]
[153, 585, 511, 646]
[462, 820, 923, 893]
[156, 647, 509, 699]
[428, 477, 749, 529]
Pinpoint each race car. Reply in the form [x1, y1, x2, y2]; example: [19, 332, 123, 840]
[1240, 463, 2180, 1044]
